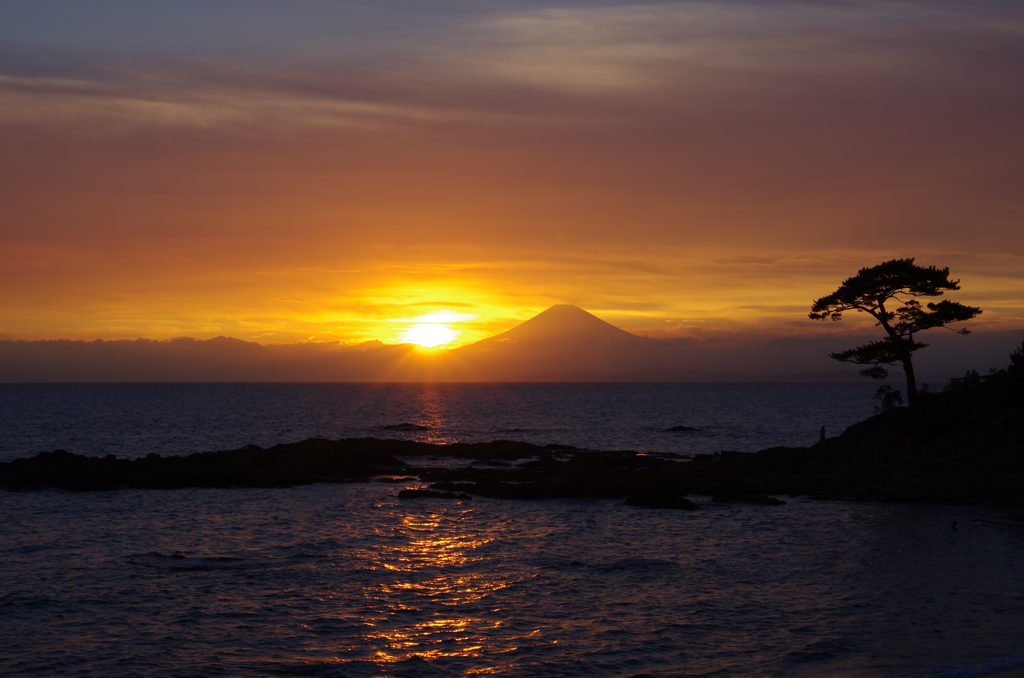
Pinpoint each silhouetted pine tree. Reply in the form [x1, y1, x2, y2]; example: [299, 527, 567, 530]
[810, 258, 981, 407]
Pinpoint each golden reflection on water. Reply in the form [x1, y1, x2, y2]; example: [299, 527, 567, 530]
[381, 513, 495, 571]
[408, 384, 457, 445]
[350, 386, 535, 666]
[360, 506, 522, 665]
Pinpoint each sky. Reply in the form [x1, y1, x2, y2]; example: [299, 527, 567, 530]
[2, 0, 1023, 351]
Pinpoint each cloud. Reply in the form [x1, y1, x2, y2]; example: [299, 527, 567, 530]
[455, 1, 1024, 93]
[0, 0, 1021, 345]
[387, 310, 480, 323]
[3, 1, 1022, 134]
[0, 71, 460, 132]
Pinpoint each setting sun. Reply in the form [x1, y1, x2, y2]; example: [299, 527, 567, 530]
[389, 310, 479, 348]
[398, 323, 460, 348]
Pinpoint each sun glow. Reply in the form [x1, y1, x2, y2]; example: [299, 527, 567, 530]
[389, 309, 479, 348]
[399, 323, 460, 348]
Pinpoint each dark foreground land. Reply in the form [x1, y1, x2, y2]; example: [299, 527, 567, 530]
[2, 370, 1022, 504]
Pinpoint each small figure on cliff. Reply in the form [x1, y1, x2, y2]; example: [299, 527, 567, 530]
[819, 426, 826, 442]
[971, 369, 980, 384]
[952, 520, 958, 531]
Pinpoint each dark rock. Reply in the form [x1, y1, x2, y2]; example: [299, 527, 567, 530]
[663, 371, 1024, 502]
[417, 466, 542, 483]
[445, 439, 569, 460]
[534, 452, 629, 496]
[452, 482, 545, 500]
[719, 450, 748, 459]
[0, 438, 407, 492]
[434, 450, 687, 501]
[666, 425, 700, 432]
[625, 492, 699, 510]
[712, 493, 787, 506]
[518, 450, 564, 469]
[0, 437, 584, 492]
[397, 489, 472, 500]
[427, 482, 476, 492]
[379, 423, 429, 431]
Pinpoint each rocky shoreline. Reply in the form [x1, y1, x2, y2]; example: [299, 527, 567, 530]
[3, 368, 1021, 504]
[0, 438, 573, 492]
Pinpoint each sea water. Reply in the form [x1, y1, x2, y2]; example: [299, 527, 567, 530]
[0, 382, 882, 461]
[2, 383, 1023, 678]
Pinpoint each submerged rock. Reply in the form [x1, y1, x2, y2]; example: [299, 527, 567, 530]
[379, 423, 429, 431]
[666, 425, 700, 432]
[397, 489, 472, 500]
[625, 492, 699, 510]
[712, 493, 787, 506]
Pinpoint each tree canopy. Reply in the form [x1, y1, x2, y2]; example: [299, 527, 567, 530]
[809, 258, 981, 406]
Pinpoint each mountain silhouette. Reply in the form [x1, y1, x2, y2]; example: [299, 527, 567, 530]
[473, 304, 648, 346]
[448, 305, 671, 379]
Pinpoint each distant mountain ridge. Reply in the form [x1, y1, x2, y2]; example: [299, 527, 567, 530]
[0, 304, 1009, 382]
[514, 368, 886, 383]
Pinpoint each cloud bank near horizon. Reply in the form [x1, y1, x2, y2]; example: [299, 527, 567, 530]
[1, 0, 1022, 346]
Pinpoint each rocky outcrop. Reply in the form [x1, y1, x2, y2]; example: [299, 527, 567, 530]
[661, 374, 1024, 503]
[420, 374, 1024, 504]
[427, 451, 688, 501]
[0, 438, 579, 492]
[0, 439, 406, 491]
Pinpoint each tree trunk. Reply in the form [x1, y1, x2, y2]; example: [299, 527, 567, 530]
[902, 356, 918, 408]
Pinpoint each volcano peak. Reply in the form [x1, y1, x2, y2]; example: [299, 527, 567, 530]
[469, 305, 645, 346]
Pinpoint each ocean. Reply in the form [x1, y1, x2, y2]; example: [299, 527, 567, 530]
[2, 383, 1023, 677]
[0, 382, 884, 461]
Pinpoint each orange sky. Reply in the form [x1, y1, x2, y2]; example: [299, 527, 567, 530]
[1, 1, 1022, 348]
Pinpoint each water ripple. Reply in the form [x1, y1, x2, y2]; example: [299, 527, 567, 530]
[3, 484, 1023, 677]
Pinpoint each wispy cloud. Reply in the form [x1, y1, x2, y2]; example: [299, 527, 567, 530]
[455, 2, 1024, 93]
[0, 71, 467, 132]
[3, 1, 1021, 131]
